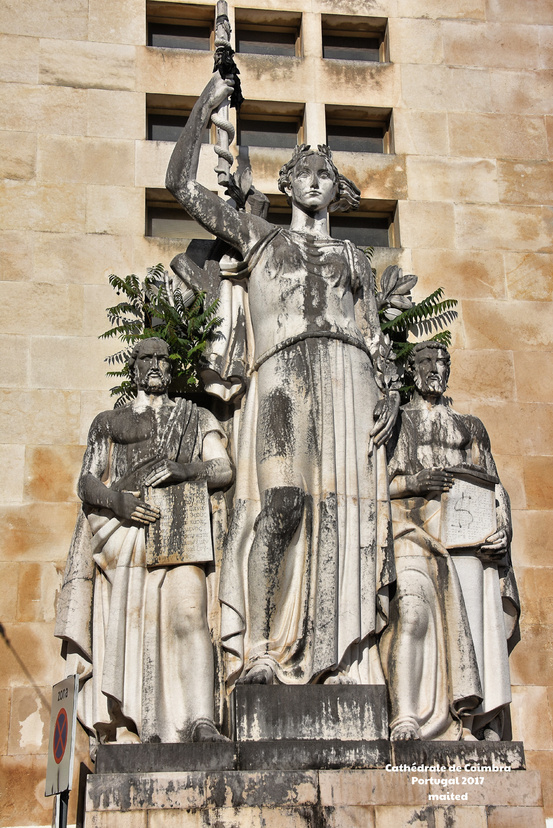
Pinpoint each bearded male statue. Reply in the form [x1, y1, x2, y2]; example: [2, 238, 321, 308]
[380, 341, 519, 741]
[55, 338, 232, 746]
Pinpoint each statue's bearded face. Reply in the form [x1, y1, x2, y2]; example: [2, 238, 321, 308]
[133, 341, 172, 394]
[286, 154, 338, 213]
[413, 347, 450, 398]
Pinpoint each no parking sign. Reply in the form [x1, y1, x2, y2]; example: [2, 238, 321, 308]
[45, 675, 79, 797]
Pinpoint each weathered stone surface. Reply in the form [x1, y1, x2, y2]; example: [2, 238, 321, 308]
[375, 806, 488, 828]
[0, 34, 39, 84]
[498, 160, 553, 206]
[449, 113, 549, 161]
[33, 231, 133, 285]
[486, 0, 553, 24]
[0, 755, 52, 826]
[235, 686, 388, 741]
[398, 201, 456, 249]
[30, 336, 113, 390]
[505, 252, 553, 301]
[0, 391, 81, 446]
[393, 110, 449, 157]
[86, 89, 144, 140]
[38, 135, 134, 186]
[406, 156, 498, 204]
[523, 458, 553, 511]
[0, 181, 86, 233]
[322, 806, 375, 828]
[388, 18, 443, 65]
[401, 65, 491, 113]
[39, 38, 136, 91]
[493, 455, 526, 511]
[455, 204, 553, 252]
[510, 624, 553, 687]
[487, 807, 547, 828]
[490, 69, 553, 117]
[512, 510, 553, 568]
[24, 445, 83, 504]
[526, 750, 553, 821]
[136, 47, 213, 96]
[0, 563, 18, 621]
[0, 83, 88, 136]
[88, 0, 144, 46]
[0, 502, 79, 562]
[85, 185, 144, 236]
[0, 621, 61, 688]
[441, 22, 540, 71]
[469, 402, 553, 457]
[391, 742, 525, 771]
[0, 0, 88, 39]
[429, 769, 542, 807]
[335, 153, 408, 201]
[0, 688, 9, 755]
[96, 742, 237, 774]
[319, 769, 428, 806]
[397, 0, 485, 18]
[239, 740, 391, 771]
[0, 335, 30, 389]
[79, 390, 113, 444]
[0, 130, 37, 181]
[317, 61, 400, 109]
[511, 686, 553, 750]
[86, 770, 319, 811]
[463, 300, 553, 351]
[0, 230, 33, 281]
[412, 249, 506, 300]
[448, 350, 514, 402]
[0, 282, 83, 337]
[87, 814, 147, 828]
[16, 562, 61, 622]
[514, 352, 553, 404]
[7, 684, 50, 754]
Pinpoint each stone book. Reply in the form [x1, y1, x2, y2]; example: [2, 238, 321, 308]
[144, 480, 213, 567]
[440, 467, 497, 549]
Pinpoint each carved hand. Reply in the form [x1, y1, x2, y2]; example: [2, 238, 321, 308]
[143, 460, 186, 488]
[479, 528, 509, 561]
[411, 468, 455, 495]
[112, 491, 160, 524]
[206, 74, 235, 110]
[370, 390, 400, 447]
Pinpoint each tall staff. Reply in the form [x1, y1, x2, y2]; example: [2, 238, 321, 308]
[211, 0, 243, 190]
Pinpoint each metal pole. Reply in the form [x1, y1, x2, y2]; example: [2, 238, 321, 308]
[53, 790, 68, 828]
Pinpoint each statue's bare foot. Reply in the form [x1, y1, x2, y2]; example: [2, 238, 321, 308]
[237, 663, 276, 684]
[390, 719, 422, 741]
[191, 720, 230, 742]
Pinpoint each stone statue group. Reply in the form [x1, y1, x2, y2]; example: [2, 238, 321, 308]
[55, 72, 519, 751]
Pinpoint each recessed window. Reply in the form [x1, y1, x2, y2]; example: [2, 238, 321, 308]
[322, 14, 387, 63]
[330, 209, 395, 248]
[146, 94, 210, 143]
[146, 2, 214, 50]
[146, 190, 214, 240]
[236, 27, 297, 56]
[235, 9, 301, 57]
[265, 195, 292, 227]
[326, 106, 392, 154]
[238, 102, 303, 149]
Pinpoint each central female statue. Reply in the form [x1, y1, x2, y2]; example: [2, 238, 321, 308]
[167, 74, 401, 687]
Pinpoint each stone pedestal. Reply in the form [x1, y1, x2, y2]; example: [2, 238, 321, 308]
[83, 687, 545, 827]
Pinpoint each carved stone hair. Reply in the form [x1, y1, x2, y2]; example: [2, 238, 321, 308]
[277, 144, 361, 213]
[406, 340, 451, 376]
[127, 337, 170, 371]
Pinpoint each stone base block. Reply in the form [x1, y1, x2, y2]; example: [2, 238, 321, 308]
[84, 766, 546, 827]
[235, 684, 388, 741]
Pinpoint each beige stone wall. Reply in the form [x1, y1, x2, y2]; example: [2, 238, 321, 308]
[0, 0, 552, 824]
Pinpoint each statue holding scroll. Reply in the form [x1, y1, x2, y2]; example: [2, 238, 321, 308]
[55, 338, 232, 745]
[380, 341, 519, 741]
[166, 73, 401, 688]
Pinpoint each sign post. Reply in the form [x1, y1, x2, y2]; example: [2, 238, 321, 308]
[45, 675, 79, 828]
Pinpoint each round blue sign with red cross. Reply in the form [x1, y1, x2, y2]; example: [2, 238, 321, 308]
[53, 708, 68, 765]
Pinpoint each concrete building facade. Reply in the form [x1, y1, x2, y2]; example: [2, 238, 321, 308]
[0, 0, 552, 824]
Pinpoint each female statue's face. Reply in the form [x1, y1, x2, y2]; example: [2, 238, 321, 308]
[286, 154, 338, 213]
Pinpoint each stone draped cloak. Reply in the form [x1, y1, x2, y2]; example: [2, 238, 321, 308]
[200, 227, 399, 687]
[55, 399, 225, 742]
